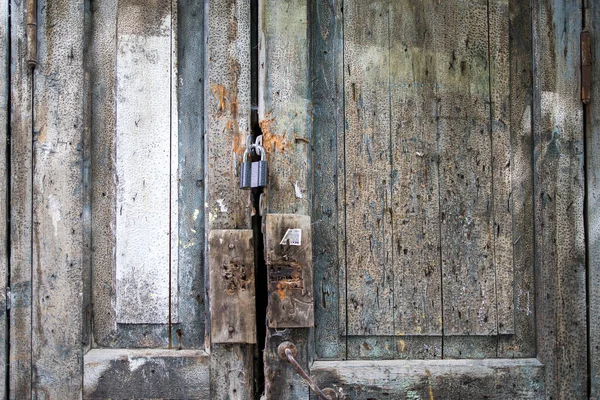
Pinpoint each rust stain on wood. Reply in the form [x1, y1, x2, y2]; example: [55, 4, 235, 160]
[259, 113, 288, 154]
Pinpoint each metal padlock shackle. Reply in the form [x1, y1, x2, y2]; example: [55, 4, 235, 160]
[242, 143, 266, 162]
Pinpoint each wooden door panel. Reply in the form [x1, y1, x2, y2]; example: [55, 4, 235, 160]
[314, 0, 529, 362]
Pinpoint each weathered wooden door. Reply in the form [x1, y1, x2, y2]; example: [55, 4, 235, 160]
[259, 0, 589, 399]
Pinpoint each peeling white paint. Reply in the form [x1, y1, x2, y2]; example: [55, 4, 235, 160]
[193, 209, 200, 220]
[294, 181, 303, 199]
[47, 195, 62, 237]
[128, 356, 146, 372]
[216, 199, 228, 212]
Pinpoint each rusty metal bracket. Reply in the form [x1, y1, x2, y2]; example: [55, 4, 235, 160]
[582, 30, 591, 104]
[265, 214, 314, 328]
[208, 230, 256, 344]
[26, 0, 37, 69]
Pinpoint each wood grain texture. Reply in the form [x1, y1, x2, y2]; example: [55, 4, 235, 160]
[434, 0, 497, 337]
[205, 0, 254, 397]
[587, 0, 600, 396]
[343, 0, 393, 337]
[84, 349, 210, 399]
[31, 0, 85, 396]
[498, 0, 536, 358]
[259, 0, 311, 397]
[176, 0, 205, 350]
[311, 0, 342, 360]
[209, 230, 255, 344]
[389, 0, 442, 337]
[311, 358, 544, 400]
[0, 1, 8, 397]
[488, 0, 514, 335]
[9, 0, 33, 396]
[533, 0, 587, 398]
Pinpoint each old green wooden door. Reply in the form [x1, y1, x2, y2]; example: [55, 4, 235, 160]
[256, 0, 587, 398]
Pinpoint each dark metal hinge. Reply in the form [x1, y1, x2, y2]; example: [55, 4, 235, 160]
[581, 30, 591, 104]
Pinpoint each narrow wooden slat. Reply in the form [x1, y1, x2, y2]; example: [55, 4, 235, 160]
[84, 349, 210, 399]
[488, 0, 514, 335]
[312, 359, 545, 399]
[9, 0, 33, 396]
[114, 0, 177, 324]
[532, 0, 587, 398]
[498, 0, 535, 357]
[259, 0, 311, 397]
[0, 0, 9, 397]
[434, 0, 497, 337]
[587, 0, 600, 396]
[205, 0, 253, 397]
[343, 0, 393, 337]
[31, 0, 85, 396]
[176, 0, 205, 349]
[311, 0, 342, 360]
[389, 0, 442, 337]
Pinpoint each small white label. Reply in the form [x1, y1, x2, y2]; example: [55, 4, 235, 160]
[280, 228, 302, 246]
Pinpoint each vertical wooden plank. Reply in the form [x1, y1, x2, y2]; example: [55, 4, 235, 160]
[434, 0, 497, 337]
[259, 0, 310, 397]
[311, 0, 342, 360]
[9, 0, 33, 396]
[343, 0, 393, 337]
[89, 0, 118, 347]
[176, 0, 205, 349]
[0, 0, 8, 397]
[206, 0, 254, 398]
[498, 0, 536, 357]
[587, 0, 600, 396]
[533, 0, 587, 398]
[488, 0, 514, 335]
[389, 0, 442, 337]
[31, 0, 85, 397]
[114, 0, 177, 324]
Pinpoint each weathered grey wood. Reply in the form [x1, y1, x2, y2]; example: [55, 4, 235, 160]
[498, 0, 536, 357]
[0, 0, 8, 397]
[265, 214, 313, 328]
[343, 0, 393, 337]
[311, 358, 545, 399]
[346, 336, 441, 360]
[209, 230, 256, 344]
[488, 0, 515, 335]
[9, 0, 33, 396]
[389, 0, 442, 337]
[588, 0, 600, 396]
[532, 0, 587, 398]
[210, 344, 254, 399]
[259, 0, 311, 397]
[176, 0, 205, 349]
[84, 349, 210, 399]
[311, 0, 342, 360]
[31, 0, 85, 396]
[434, 0, 497, 337]
[205, 0, 254, 397]
[115, 0, 178, 325]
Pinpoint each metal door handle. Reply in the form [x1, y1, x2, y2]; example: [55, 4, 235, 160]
[277, 341, 338, 400]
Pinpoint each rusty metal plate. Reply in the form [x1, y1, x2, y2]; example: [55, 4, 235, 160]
[265, 214, 314, 328]
[209, 230, 256, 344]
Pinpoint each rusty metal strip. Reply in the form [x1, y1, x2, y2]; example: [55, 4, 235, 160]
[26, 0, 37, 68]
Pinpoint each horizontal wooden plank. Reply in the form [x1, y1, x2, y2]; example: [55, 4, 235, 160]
[83, 349, 210, 399]
[312, 358, 545, 399]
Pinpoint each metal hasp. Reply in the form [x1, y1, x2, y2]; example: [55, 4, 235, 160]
[208, 230, 256, 344]
[277, 341, 337, 400]
[581, 30, 591, 104]
[265, 214, 314, 328]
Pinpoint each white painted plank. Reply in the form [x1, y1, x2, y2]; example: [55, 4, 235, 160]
[115, 3, 178, 324]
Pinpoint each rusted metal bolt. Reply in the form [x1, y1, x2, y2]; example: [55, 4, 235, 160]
[228, 243, 235, 249]
[228, 326, 235, 333]
[277, 341, 297, 361]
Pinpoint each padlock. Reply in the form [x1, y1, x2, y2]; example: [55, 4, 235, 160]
[251, 144, 268, 188]
[240, 145, 253, 189]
